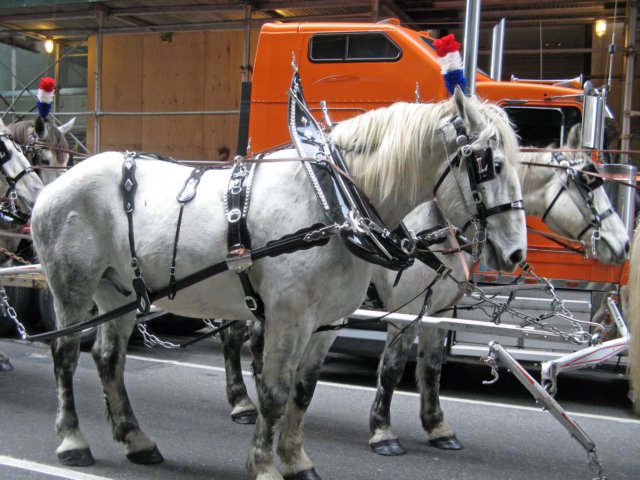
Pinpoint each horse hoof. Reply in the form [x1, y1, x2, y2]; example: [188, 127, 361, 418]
[58, 448, 95, 467]
[370, 439, 406, 456]
[126, 445, 164, 464]
[0, 358, 13, 372]
[283, 468, 322, 480]
[231, 409, 258, 425]
[429, 435, 463, 450]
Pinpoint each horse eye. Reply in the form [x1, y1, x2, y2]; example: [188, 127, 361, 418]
[495, 160, 503, 175]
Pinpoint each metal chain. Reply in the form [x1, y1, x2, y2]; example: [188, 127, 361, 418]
[0, 285, 27, 339]
[0, 245, 31, 265]
[463, 265, 594, 345]
[136, 323, 181, 349]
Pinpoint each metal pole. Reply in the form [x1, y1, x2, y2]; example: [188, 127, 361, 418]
[620, 0, 637, 165]
[93, 11, 103, 154]
[462, 0, 481, 95]
[490, 18, 505, 81]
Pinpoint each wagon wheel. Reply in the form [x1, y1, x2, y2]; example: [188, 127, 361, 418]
[146, 314, 205, 336]
[37, 288, 97, 351]
[0, 286, 39, 337]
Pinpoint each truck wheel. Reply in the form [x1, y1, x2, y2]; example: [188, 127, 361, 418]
[0, 287, 38, 337]
[37, 289, 97, 350]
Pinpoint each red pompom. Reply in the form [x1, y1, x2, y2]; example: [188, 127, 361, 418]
[433, 34, 460, 57]
[39, 77, 55, 92]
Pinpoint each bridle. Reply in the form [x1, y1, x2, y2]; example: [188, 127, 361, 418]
[540, 152, 616, 256]
[433, 115, 524, 261]
[23, 130, 74, 172]
[0, 132, 38, 226]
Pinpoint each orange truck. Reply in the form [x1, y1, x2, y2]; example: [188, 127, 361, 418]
[245, 19, 634, 367]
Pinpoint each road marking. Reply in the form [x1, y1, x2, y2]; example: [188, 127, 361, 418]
[0, 455, 113, 480]
[127, 354, 640, 425]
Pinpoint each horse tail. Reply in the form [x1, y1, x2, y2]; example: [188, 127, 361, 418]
[627, 223, 640, 411]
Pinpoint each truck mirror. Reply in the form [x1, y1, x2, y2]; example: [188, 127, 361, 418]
[581, 93, 604, 150]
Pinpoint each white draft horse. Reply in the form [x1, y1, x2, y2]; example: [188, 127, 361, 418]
[30, 89, 527, 480]
[365, 146, 630, 455]
[219, 141, 630, 445]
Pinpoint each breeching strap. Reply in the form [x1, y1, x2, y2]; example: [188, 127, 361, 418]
[25, 222, 332, 343]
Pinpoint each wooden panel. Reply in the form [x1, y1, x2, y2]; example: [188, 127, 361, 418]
[88, 28, 260, 160]
[142, 32, 205, 160]
[203, 29, 260, 160]
[101, 35, 143, 152]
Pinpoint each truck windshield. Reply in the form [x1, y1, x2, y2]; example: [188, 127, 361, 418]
[504, 106, 581, 147]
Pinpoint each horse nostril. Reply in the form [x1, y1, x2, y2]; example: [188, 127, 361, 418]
[625, 241, 630, 254]
[509, 249, 524, 265]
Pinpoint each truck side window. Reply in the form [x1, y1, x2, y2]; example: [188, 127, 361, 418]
[310, 33, 401, 62]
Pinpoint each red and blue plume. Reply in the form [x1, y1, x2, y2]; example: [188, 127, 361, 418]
[433, 34, 467, 95]
[36, 77, 55, 119]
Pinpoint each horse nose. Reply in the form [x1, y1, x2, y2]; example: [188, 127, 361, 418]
[509, 249, 525, 265]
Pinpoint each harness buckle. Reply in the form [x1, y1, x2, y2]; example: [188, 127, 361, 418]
[226, 208, 242, 223]
[245, 296, 258, 311]
[226, 247, 253, 272]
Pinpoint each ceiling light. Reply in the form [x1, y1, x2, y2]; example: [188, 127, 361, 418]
[44, 39, 54, 54]
[595, 19, 607, 38]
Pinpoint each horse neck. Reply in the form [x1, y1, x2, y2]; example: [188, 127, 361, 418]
[333, 102, 450, 228]
[344, 150, 438, 228]
[517, 153, 557, 217]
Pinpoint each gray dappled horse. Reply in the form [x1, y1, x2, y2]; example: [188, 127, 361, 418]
[0, 118, 46, 370]
[220, 135, 629, 457]
[30, 90, 527, 480]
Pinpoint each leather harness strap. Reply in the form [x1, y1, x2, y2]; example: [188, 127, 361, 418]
[121, 152, 152, 314]
[225, 161, 265, 320]
[169, 167, 208, 299]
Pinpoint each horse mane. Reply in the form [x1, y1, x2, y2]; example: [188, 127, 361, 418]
[330, 96, 520, 204]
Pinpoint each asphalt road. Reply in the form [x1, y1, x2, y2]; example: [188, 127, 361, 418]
[0, 334, 638, 480]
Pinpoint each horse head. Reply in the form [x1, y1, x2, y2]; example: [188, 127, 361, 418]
[8, 116, 75, 186]
[31, 116, 75, 184]
[0, 118, 45, 219]
[519, 126, 629, 265]
[431, 87, 527, 272]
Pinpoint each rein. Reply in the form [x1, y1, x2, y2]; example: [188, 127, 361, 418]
[25, 221, 339, 343]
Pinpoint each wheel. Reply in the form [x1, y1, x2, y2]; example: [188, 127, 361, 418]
[37, 288, 97, 350]
[146, 313, 205, 336]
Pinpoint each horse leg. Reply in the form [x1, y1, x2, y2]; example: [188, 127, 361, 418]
[220, 320, 258, 424]
[246, 317, 314, 480]
[250, 318, 265, 385]
[52, 331, 95, 466]
[91, 304, 163, 464]
[416, 322, 462, 450]
[278, 330, 337, 480]
[369, 322, 419, 456]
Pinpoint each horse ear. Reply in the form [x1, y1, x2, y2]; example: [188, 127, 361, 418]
[35, 116, 46, 137]
[58, 117, 76, 135]
[452, 85, 482, 133]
